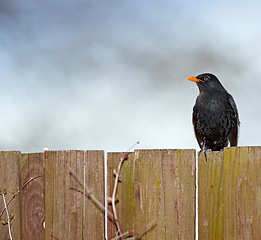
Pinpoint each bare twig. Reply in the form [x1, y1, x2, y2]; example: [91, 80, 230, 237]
[111, 218, 157, 240]
[69, 171, 114, 221]
[111, 141, 139, 239]
[111, 155, 125, 237]
[125, 142, 140, 153]
[0, 175, 44, 219]
[71, 142, 143, 240]
[2, 193, 13, 240]
[110, 230, 134, 240]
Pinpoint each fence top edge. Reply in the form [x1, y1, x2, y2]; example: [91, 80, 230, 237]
[0, 150, 21, 154]
[0, 146, 260, 155]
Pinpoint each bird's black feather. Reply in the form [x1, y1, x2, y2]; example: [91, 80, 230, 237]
[189, 73, 240, 151]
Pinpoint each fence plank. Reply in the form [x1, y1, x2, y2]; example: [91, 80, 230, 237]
[198, 146, 261, 240]
[84, 150, 105, 240]
[20, 153, 45, 240]
[198, 150, 224, 240]
[134, 149, 196, 239]
[107, 152, 134, 238]
[223, 146, 261, 240]
[133, 149, 163, 239]
[160, 149, 196, 239]
[0, 151, 21, 240]
[45, 150, 85, 240]
[107, 149, 196, 239]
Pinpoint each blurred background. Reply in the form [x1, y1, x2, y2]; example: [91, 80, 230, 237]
[1, 0, 261, 153]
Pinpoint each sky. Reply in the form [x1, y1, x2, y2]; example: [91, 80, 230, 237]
[1, 0, 261, 153]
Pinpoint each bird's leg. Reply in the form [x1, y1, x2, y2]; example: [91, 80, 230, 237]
[200, 139, 208, 161]
[199, 149, 208, 161]
[203, 150, 207, 161]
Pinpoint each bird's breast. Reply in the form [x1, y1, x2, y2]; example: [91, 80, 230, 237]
[196, 92, 227, 113]
[193, 93, 236, 138]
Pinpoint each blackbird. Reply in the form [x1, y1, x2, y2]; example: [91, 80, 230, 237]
[187, 73, 240, 152]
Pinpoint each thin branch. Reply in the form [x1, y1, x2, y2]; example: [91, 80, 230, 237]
[111, 141, 139, 239]
[111, 218, 157, 240]
[0, 175, 44, 219]
[111, 155, 125, 237]
[2, 193, 13, 240]
[126, 141, 140, 153]
[71, 142, 140, 240]
[110, 230, 133, 240]
[69, 169, 115, 221]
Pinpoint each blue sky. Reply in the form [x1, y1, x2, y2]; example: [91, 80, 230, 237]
[1, 0, 261, 152]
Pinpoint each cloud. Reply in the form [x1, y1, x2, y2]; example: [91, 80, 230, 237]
[0, 0, 260, 151]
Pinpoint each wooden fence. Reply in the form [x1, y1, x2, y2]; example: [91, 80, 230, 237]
[0, 147, 260, 239]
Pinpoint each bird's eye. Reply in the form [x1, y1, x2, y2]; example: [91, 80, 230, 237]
[204, 76, 210, 81]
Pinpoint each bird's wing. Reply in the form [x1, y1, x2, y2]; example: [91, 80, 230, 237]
[228, 94, 240, 146]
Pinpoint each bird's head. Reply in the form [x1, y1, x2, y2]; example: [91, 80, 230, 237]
[187, 73, 226, 93]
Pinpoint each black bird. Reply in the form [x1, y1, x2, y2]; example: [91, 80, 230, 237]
[187, 73, 240, 152]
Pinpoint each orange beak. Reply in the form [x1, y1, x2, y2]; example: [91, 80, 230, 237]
[187, 76, 202, 82]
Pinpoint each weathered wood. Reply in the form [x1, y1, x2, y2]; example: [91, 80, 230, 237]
[107, 152, 134, 238]
[198, 150, 224, 240]
[0, 146, 259, 239]
[84, 150, 105, 240]
[132, 149, 163, 239]
[159, 149, 196, 239]
[134, 149, 196, 239]
[198, 146, 261, 239]
[223, 146, 261, 239]
[20, 153, 45, 240]
[107, 149, 196, 239]
[45, 150, 85, 240]
[0, 151, 21, 240]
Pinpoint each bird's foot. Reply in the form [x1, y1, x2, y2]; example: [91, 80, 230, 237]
[199, 148, 212, 161]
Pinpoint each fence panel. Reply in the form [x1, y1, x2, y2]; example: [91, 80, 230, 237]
[223, 146, 261, 239]
[45, 150, 85, 240]
[107, 152, 135, 238]
[44, 150, 105, 240]
[20, 153, 45, 240]
[198, 146, 261, 240]
[0, 151, 21, 240]
[107, 149, 196, 239]
[1, 146, 260, 239]
[84, 150, 105, 240]
[198, 151, 224, 240]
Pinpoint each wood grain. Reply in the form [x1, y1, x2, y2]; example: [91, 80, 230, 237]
[107, 152, 134, 238]
[198, 150, 224, 240]
[223, 146, 261, 240]
[84, 150, 105, 240]
[0, 146, 259, 239]
[45, 150, 84, 240]
[133, 149, 196, 240]
[0, 151, 21, 240]
[107, 149, 196, 239]
[198, 146, 261, 240]
[20, 153, 45, 240]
